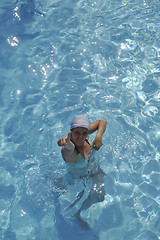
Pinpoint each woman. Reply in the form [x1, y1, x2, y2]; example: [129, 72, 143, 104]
[57, 115, 106, 164]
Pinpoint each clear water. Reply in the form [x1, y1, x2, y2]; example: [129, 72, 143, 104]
[0, 0, 160, 239]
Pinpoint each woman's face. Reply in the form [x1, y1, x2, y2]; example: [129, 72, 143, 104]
[71, 127, 89, 146]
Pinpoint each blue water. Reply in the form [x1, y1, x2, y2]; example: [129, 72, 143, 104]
[0, 0, 160, 239]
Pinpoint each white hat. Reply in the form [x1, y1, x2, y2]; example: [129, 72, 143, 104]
[70, 115, 90, 130]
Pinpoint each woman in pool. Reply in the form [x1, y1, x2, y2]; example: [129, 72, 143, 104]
[57, 115, 106, 163]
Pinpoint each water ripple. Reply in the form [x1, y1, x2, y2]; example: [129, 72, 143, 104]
[1, 0, 160, 239]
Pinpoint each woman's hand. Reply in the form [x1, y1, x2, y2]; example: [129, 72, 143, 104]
[58, 131, 76, 162]
[57, 131, 72, 147]
[91, 136, 103, 151]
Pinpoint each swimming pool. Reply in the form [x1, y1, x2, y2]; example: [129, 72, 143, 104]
[0, 0, 160, 239]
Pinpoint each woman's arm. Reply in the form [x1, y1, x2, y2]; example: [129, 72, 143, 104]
[57, 131, 77, 162]
[89, 120, 107, 150]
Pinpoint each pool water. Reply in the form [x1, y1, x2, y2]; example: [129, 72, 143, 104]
[0, 0, 160, 239]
